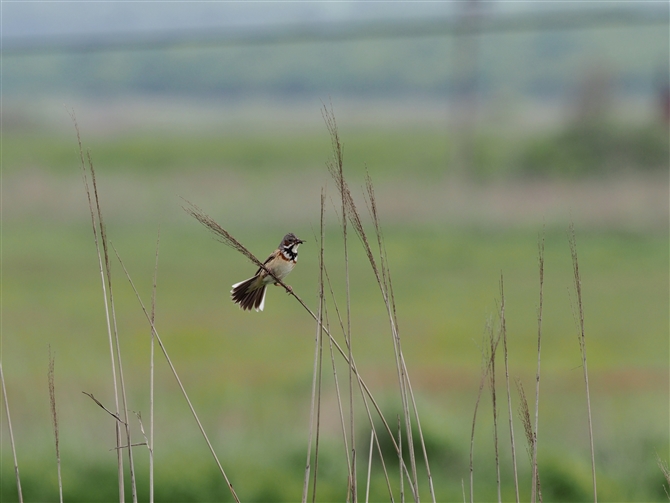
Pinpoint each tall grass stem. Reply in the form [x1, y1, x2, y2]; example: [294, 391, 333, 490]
[0, 363, 23, 503]
[568, 224, 597, 502]
[69, 110, 126, 502]
[48, 346, 63, 503]
[113, 246, 240, 503]
[149, 230, 160, 503]
[500, 276, 520, 503]
[532, 231, 545, 502]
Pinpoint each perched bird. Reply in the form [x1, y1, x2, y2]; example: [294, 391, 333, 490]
[231, 233, 305, 312]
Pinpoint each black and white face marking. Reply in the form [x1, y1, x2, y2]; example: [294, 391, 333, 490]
[279, 233, 303, 262]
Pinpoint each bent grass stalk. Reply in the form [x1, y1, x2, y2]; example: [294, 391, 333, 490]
[113, 246, 240, 503]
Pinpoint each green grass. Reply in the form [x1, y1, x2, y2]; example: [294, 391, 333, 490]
[2, 128, 450, 179]
[6, 118, 666, 188]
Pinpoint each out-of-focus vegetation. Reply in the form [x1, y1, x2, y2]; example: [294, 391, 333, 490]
[519, 122, 669, 177]
[4, 121, 668, 180]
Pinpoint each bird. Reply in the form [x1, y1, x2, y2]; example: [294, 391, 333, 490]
[231, 233, 305, 312]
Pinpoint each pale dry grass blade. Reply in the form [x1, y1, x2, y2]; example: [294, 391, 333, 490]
[133, 411, 153, 474]
[0, 363, 23, 503]
[48, 346, 63, 503]
[532, 230, 545, 503]
[367, 172, 433, 502]
[149, 230, 160, 503]
[302, 190, 326, 503]
[322, 291, 352, 483]
[365, 169, 426, 501]
[323, 262, 406, 502]
[113, 246, 241, 503]
[515, 378, 533, 462]
[500, 276, 520, 503]
[469, 336, 491, 503]
[365, 429, 374, 503]
[83, 391, 125, 423]
[86, 149, 138, 503]
[69, 110, 139, 502]
[398, 416, 404, 503]
[325, 118, 423, 501]
[486, 319, 502, 503]
[568, 224, 597, 502]
[68, 109, 126, 502]
[182, 200, 261, 268]
[323, 101, 357, 502]
[401, 362, 435, 502]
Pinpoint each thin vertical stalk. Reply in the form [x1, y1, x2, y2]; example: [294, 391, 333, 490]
[311, 320, 324, 503]
[324, 264, 399, 501]
[364, 169, 423, 501]
[568, 225, 597, 502]
[149, 230, 160, 503]
[324, 300, 352, 483]
[365, 429, 374, 503]
[69, 110, 124, 502]
[48, 346, 63, 503]
[88, 151, 138, 503]
[0, 363, 23, 503]
[303, 190, 326, 503]
[399, 416, 404, 503]
[332, 108, 355, 502]
[469, 345, 490, 503]
[114, 247, 240, 502]
[500, 275, 520, 503]
[532, 231, 545, 503]
[323, 103, 357, 501]
[487, 321, 502, 503]
[516, 377, 541, 500]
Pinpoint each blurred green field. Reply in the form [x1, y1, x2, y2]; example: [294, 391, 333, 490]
[2, 117, 668, 501]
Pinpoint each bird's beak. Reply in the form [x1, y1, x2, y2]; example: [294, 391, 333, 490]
[297, 238, 305, 244]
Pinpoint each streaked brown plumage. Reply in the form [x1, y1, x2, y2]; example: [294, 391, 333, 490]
[231, 233, 304, 312]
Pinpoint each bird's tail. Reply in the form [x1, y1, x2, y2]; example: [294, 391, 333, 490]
[231, 275, 267, 312]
